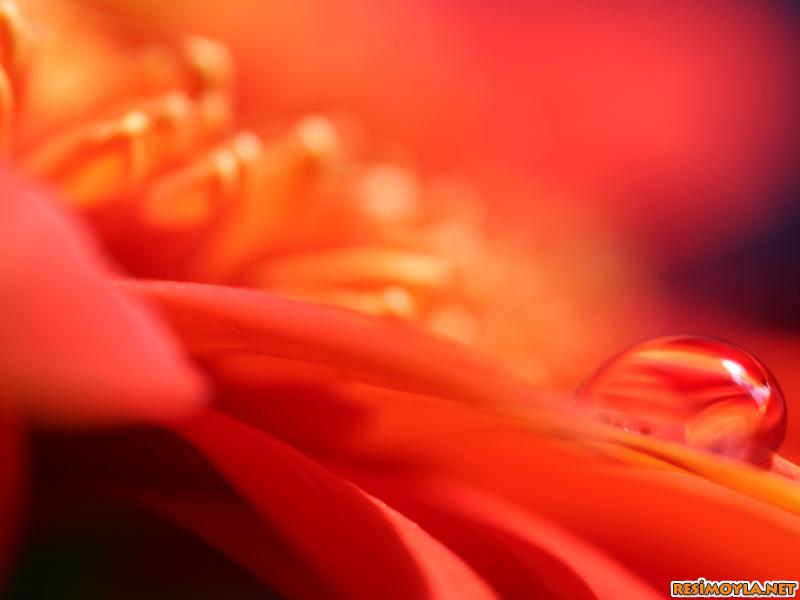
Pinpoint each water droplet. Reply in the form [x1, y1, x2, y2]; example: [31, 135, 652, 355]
[576, 336, 787, 464]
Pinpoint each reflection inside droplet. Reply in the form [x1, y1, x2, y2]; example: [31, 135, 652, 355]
[576, 335, 787, 465]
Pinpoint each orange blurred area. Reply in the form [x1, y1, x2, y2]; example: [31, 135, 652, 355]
[7, 0, 798, 444]
[51, 0, 800, 447]
[8, 0, 796, 437]
[62, 0, 800, 259]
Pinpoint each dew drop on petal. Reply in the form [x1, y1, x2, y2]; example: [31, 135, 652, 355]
[576, 336, 787, 464]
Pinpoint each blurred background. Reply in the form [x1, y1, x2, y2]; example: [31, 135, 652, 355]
[65, 0, 799, 249]
[63, 0, 800, 446]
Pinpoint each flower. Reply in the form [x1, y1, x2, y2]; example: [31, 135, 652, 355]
[1, 1, 799, 598]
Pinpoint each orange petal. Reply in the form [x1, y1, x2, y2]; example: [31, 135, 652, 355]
[215, 379, 800, 586]
[22, 92, 230, 209]
[124, 279, 548, 407]
[123, 279, 800, 584]
[0, 169, 206, 425]
[339, 391, 800, 583]
[249, 246, 453, 291]
[186, 116, 341, 280]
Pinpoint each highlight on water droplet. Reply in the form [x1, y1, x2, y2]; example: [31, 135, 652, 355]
[576, 335, 787, 465]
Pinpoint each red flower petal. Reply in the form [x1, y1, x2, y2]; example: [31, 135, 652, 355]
[218, 380, 800, 587]
[343, 473, 661, 600]
[125, 279, 547, 407]
[332, 388, 800, 584]
[169, 410, 496, 600]
[124, 279, 800, 586]
[0, 168, 206, 425]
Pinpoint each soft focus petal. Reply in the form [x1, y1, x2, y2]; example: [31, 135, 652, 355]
[124, 279, 544, 406]
[342, 473, 660, 600]
[171, 410, 496, 600]
[0, 168, 206, 425]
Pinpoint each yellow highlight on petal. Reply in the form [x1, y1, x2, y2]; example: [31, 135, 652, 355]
[269, 285, 418, 320]
[188, 117, 340, 280]
[0, 66, 12, 154]
[181, 36, 234, 95]
[0, 0, 32, 78]
[428, 305, 478, 345]
[250, 247, 453, 290]
[296, 115, 341, 159]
